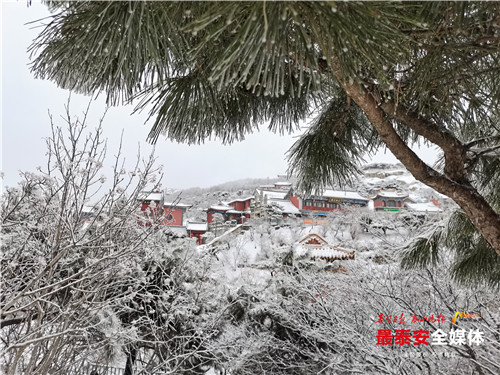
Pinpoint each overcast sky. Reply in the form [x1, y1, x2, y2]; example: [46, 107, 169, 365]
[1, 2, 439, 191]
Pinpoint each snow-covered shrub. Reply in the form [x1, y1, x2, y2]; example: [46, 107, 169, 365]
[0, 109, 219, 375]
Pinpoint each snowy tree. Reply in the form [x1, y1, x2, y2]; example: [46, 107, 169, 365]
[0, 106, 221, 374]
[204, 261, 499, 374]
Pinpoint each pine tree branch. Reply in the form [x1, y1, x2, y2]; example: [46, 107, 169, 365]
[331, 58, 500, 256]
[379, 101, 468, 181]
[465, 135, 500, 149]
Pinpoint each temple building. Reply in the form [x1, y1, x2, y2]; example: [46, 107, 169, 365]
[138, 191, 191, 227]
[289, 189, 369, 216]
[186, 221, 209, 245]
[254, 184, 300, 218]
[370, 188, 408, 211]
[205, 196, 253, 224]
[297, 234, 355, 262]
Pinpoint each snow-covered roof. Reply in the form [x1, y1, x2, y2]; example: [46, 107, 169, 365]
[315, 189, 369, 201]
[186, 222, 208, 232]
[309, 247, 354, 259]
[208, 204, 232, 211]
[138, 192, 163, 201]
[227, 209, 250, 215]
[275, 181, 292, 186]
[262, 190, 288, 200]
[406, 202, 443, 212]
[297, 234, 355, 260]
[164, 202, 192, 208]
[378, 191, 408, 198]
[371, 190, 408, 199]
[270, 199, 300, 214]
[226, 197, 254, 204]
[298, 233, 329, 246]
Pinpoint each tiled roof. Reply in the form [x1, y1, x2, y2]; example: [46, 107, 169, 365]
[315, 189, 369, 201]
[186, 222, 208, 231]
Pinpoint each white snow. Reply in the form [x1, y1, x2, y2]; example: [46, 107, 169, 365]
[373, 190, 408, 198]
[166, 227, 188, 236]
[198, 224, 244, 249]
[308, 247, 353, 259]
[256, 189, 288, 200]
[225, 196, 254, 204]
[394, 174, 416, 184]
[186, 222, 208, 231]
[208, 204, 232, 211]
[317, 189, 369, 201]
[227, 209, 250, 214]
[406, 202, 442, 212]
[270, 199, 300, 214]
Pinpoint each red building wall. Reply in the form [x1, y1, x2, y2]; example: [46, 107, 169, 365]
[140, 204, 185, 226]
[162, 207, 184, 226]
[373, 199, 403, 208]
[289, 195, 300, 209]
[230, 201, 243, 210]
[207, 210, 230, 224]
[302, 204, 337, 213]
[229, 199, 252, 211]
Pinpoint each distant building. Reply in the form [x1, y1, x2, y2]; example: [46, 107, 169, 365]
[186, 221, 208, 245]
[254, 182, 369, 217]
[205, 196, 253, 224]
[370, 188, 408, 211]
[290, 189, 369, 216]
[254, 184, 300, 218]
[138, 191, 191, 227]
[297, 234, 355, 262]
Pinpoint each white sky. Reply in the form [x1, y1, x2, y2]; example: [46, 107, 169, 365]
[1, 2, 439, 190]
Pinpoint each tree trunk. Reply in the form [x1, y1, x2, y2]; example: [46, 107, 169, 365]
[336, 76, 500, 256]
[124, 348, 137, 375]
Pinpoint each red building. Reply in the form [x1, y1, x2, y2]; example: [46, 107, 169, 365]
[370, 189, 408, 211]
[290, 189, 369, 216]
[138, 192, 191, 227]
[186, 221, 208, 245]
[205, 196, 253, 224]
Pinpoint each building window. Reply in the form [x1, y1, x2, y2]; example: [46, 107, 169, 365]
[315, 201, 326, 208]
[165, 213, 174, 221]
[387, 200, 395, 207]
[304, 199, 313, 207]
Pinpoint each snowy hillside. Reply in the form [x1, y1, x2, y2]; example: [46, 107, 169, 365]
[172, 163, 453, 224]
